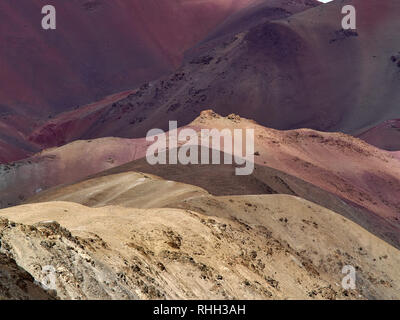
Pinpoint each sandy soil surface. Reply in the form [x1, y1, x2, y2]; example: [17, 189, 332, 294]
[27, 166, 400, 250]
[1, 194, 399, 300]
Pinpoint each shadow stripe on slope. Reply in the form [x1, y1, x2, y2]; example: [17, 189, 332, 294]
[26, 147, 400, 251]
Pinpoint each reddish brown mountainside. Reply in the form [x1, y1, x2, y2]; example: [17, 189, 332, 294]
[357, 119, 400, 151]
[27, 0, 400, 151]
[0, 0, 261, 163]
[0, 0, 257, 116]
[26, 0, 320, 150]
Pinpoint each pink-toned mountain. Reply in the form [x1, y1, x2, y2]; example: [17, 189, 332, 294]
[191, 111, 400, 222]
[26, 0, 400, 152]
[26, 0, 321, 150]
[0, 114, 39, 163]
[28, 90, 136, 148]
[2, 111, 400, 247]
[0, 136, 152, 208]
[0, 0, 255, 116]
[0, 0, 261, 161]
[357, 119, 400, 151]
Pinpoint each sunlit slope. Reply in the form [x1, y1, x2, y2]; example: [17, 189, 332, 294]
[1, 197, 399, 299]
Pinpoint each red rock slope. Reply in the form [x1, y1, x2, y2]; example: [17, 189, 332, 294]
[0, 0, 255, 116]
[357, 119, 400, 151]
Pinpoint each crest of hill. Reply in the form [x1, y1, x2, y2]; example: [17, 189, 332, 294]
[2, 110, 400, 243]
[1, 195, 400, 299]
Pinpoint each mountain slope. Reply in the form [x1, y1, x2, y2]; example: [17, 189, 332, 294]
[0, 0, 260, 163]
[357, 119, 400, 151]
[26, 166, 400, 250]
[1, 196, 400, 299]
[26, 0, 320, 149]
[3, 111, 400, 246]
[1, 0, 256, 116]
[0, 250, 55, 300]
[28, 0, 400, 149]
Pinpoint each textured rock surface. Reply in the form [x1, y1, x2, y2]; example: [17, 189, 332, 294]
[1, 193, 400, 299]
